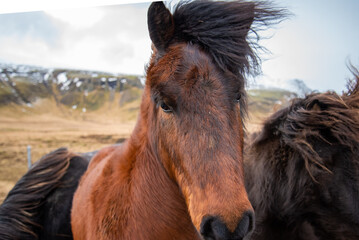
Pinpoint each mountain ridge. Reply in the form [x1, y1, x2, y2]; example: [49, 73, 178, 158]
[0, 63, 144, 115]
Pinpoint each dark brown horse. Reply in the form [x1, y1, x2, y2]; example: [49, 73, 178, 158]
[245, 69, 359, 240]
[0, 148, 88, 240]
[71, 1, 284, 240]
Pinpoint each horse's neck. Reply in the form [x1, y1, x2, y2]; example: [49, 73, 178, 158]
[107, 138, 199, 239]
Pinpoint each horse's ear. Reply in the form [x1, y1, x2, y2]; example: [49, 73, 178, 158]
[147, 1, 174, 53]
[308, 99, 323, 111]
[311, 103, 321, 111]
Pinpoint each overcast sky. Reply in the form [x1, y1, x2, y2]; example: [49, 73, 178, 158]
[0, 0, 358, 93]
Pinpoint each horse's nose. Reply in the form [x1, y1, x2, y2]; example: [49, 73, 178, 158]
[200, 211, 254, 240]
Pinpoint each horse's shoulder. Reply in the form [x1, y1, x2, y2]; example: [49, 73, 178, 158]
[72, 145, 123, 238]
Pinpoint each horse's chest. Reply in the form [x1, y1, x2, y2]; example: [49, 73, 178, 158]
[93, 167, 200, 239]
[96, 196, 200, 240]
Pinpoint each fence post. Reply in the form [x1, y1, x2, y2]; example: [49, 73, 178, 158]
[27, 145, 32, 169]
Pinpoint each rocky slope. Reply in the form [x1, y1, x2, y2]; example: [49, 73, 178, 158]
[0, 63, 144, 112]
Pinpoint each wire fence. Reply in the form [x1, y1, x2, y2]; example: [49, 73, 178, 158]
[27, 145, 32, 169]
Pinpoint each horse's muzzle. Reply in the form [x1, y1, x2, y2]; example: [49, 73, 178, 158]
[200, 211, 254, 240]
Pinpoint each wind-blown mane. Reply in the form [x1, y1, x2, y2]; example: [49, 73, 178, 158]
[172, 1, 286, 76]
[245, 68, 359, 239]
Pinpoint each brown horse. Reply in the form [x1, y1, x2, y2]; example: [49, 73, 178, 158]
[245, 69, 359, 239]
[71, 1, 284, 240]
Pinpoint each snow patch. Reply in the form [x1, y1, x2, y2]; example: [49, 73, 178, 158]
[0, 73, 8, 80]
[60, 79, 71, 91]
[44, 73, 50, 81]
[57, 72, 68, 84]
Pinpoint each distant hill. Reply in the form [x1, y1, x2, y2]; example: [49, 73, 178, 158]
[247, 88, 297, 119]
[0, 63, 303, 124]
[0, 63, 145, 120]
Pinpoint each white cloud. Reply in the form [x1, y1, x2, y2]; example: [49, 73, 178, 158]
[0, 3, 152, 75]
[45, 8, 105, 29]
[0, 0, 152, 14]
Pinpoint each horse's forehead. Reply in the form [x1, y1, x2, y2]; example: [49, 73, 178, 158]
[147, 44, 243, 110]
[154, 44, 233, 89]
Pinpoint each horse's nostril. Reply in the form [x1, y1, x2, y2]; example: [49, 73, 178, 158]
[200, 216, 229, 240]
[200, 211, 255, 240]
[233, 211, 255, 239]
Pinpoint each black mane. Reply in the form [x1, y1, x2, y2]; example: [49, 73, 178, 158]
[171, 0, 286, 76]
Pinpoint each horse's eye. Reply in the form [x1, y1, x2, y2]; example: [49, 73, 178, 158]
[236, 94, 241, 102]
[160, 102, 172, 113]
